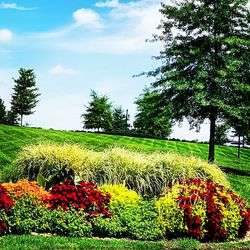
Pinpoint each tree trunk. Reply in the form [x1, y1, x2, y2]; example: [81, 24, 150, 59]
[208, 112, 216, 163]
[237, 134, 241, 159]
[20, 114, 23, 127]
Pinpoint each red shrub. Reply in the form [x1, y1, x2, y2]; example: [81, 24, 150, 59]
[0, 184, 14, 235]
[177, 178, 250, 241]
[44, 180, 111, 219]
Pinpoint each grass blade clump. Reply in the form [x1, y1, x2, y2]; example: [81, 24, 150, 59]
[15, 143, 229, 195]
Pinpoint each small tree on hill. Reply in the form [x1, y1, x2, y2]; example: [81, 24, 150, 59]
[0, 98, 6, 124]
[111, 106, 129, 132]
[82, 90, 113, 132]
[10, 68, 40, 126]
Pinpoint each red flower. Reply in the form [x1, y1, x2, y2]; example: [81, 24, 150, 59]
[44, 180, 112, 219]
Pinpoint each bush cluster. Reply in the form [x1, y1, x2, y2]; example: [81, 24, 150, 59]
[15, 143, 229, 196]
[44, 180, 111, 219]
[156, 178, 250, 242]
[0, 179, 249, 242]
[2, 179, 50, 200]
[0, 184, 14, 235]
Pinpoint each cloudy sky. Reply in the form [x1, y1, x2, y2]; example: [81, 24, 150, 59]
[0, 0, 214, 141]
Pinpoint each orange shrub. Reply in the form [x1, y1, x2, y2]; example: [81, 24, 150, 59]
[2, 179, 50, 200]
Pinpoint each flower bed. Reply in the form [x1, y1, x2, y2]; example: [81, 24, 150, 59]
[0, 179, 249, 242]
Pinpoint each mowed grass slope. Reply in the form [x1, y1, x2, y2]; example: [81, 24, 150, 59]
[0, 124, 249, 202]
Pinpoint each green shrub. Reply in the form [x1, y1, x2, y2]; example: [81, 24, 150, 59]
[16, 143, 229, 196]
[120, 201, 163, 241]
[92, 201, 163, 241]
[50, 207, 92, 237]
[7, 197, 92, 237]
[92, 215, 126, 238]
[94, 185, 163, 240]
[7, 197, 51, 234]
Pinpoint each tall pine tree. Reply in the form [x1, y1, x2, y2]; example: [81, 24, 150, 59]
[148, 0, 250, 162]
[11, 68, 40, 126]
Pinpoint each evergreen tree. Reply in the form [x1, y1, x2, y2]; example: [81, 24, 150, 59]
[0, 98, 6, 124]
[5, 110, 19, 125]
[82, 90, 113, 132]
[147, 0, 250, 162]
[134, 89, 173, 138]
[111, 106, 129, 132]
[11, 68, 40, 126]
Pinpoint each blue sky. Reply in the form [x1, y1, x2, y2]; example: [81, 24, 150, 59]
[0, 0, 214, 141]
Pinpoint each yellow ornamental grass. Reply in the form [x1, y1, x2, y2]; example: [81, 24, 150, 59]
[16, 143, 229, 196]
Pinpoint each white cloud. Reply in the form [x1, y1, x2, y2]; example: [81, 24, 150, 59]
[50, 65, 80, 76]
[55, 0, 163, 54]
[0, 29, 13, 42]
[73, 8, 104, 29]
[34, 8, 104, 39]
[0, 2, 36, 10]
[95, 0, 120, 8]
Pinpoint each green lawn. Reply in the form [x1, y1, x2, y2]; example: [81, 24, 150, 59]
[0, 235, 249, 250]
[0, 124, 249, 202]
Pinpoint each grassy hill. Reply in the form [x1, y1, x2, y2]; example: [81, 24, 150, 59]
[0, 124, 249, 202]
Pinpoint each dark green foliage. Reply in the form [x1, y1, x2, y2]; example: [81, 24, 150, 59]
[0, 98, 6, 124]
[10, 68, 40, 126]
[134, 89, 173, 138]
[215, 123, 230, 145]
[148, 0, 250, 163]
[82, 90, 113, 132]
[5, 110, 19, 125]
[110, 106, 129, 132]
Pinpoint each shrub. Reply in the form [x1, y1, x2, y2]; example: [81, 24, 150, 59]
[92, 201, 163, 241]
[7, 197, 92, 237]
[44, 180, 111, 219]
[2, 180, 50, 200]
[49, 207, 92, 237]
[94, 185, 162, 240]
[7, 197, 50, 234]
[16, 143, 229, 196]
[0, 184, 14, 235]
[156, 178, 250, 242]
[98, 184, 142, 207]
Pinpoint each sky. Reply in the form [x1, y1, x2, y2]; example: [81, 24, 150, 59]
[0, 0, 225, 141]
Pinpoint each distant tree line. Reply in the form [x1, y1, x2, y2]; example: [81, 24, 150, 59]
[81, 90, 173, 139]
[0, 68, 40, 127]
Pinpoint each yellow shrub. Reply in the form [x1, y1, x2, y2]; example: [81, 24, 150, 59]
[99, 184, 141, 208]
